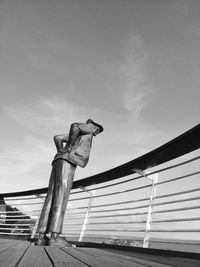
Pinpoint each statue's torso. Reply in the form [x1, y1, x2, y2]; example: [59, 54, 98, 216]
[54, 134, 93, 168]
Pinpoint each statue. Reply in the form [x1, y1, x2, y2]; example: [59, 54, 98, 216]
[35, 119, 103, 246]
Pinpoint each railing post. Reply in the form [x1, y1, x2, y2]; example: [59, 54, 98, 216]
[133, 169, 158, 248]
[78, 187, 96, 242]
[0, 198, 6, 224]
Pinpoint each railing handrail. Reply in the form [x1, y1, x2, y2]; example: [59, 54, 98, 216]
[0, 123, 199, 198]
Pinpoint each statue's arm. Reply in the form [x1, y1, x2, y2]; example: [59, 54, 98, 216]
[66, 123, 95, 150]
[53, 123, 96, 153]
[53, 134, 68, 152]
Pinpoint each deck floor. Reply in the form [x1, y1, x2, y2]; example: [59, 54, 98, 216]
[0, 238, 200, 267]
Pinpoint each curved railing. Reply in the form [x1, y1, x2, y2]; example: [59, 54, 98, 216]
[0, 123, 200, 252]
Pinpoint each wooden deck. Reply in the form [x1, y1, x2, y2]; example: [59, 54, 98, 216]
[0, 238, 200, 267]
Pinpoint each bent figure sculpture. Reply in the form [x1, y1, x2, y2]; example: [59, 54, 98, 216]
[35, 119, 104, 246]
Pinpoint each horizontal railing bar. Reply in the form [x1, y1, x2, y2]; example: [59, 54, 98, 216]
[154, 205, 200, 214]
[69, 185, 152, 202]
[153, 196, 200, 207]
[82, 228, 200, 233]
[156, 171, 200, 187]
[70, 171, 200, 201]
[152, 217, 200, 223]
[151, 229, 200, 232]
[63, 235, 81, 237]
[80, 175, 143, 192]
[83, 235, 143, 241]
[3, 173, 199, 204]
[5, 192, 198, 215]
[1, 201, 44, 206]
[62, 229, 81, 232]
[88, 221, 146, 224]
[85, 229, 145, 232]
[75, 155, 199, 194]
[5, 196, 45, 201]
[71, 155, 200, 193]
[0, 232, 31, 235]
[0, 210, 34, 214]
[63, 216, 85, 219]
[68, 196, 91, 202]
[156, 187, 200, 200]
[63, 223, 83, 225]
[3, 155, 199, 201]
[88, 195, 200, 213]
[0, 223, 34, 226]
[90, 198, 150, 209]
[3, 164, 198, 204]
[89, 205, 149, 213]
[149, 155, 200, 175]
[0, 211, 40, 215]
[65, 211, 89, 215]
[90, 211, 148, 219]
[1, 124, 199, 198]
[63, 236, 80, 238]
[67, 207, 88, 211]
[74, 185, 152, 200]
[4, 186, 198, 213]
[72, 124, 200, 189]
[3, 216, 36, 220]
[72, 187, 200, 210]
[0, 227, 31, 231]
[3, 218, 35, 221]
[1, 215, 34, 218]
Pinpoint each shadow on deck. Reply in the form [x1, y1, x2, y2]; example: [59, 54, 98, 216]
[0, 238, 200, 267]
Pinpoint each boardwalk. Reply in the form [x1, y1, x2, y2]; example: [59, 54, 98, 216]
[0, 238, 200, 267]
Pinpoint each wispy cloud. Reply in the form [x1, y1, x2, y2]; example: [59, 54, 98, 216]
[0, 97, 119, 191]
[119, 34, 153, 119]
[0, 98, 89, 192]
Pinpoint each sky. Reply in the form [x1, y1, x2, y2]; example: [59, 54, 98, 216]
[0, 0, 200, 193]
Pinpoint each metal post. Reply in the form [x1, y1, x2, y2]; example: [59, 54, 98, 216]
[133, 169, 158, 248]
[79, 187, 96, 242]
[0, 198, 6, 224]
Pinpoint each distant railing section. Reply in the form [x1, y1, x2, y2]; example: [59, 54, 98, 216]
[0, 123, 200, 250]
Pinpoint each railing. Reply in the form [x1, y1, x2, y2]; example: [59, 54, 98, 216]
[0, 123, 200, 252]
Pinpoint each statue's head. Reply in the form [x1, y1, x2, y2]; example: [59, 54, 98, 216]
[86, 119, 104, 136]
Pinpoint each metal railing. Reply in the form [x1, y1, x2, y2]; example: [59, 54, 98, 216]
[0, 123, 200, 251]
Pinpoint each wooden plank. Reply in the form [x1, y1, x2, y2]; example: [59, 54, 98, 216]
[0, 238, 16, 245]
[0, 240, 22, 253]
[0, 241, 30, 266]
[18, 246, 52, 267]
[62, 247, 146, 267]
[45, 247, 88, 267]
[75, 247, 173, 267]
[104, 248, 200, 267]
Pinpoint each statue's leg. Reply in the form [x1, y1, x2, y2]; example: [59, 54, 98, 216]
[35, 165, 56, 245]
[48, 159, 76, 246]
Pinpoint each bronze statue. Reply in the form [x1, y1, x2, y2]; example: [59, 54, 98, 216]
[35, 119, 103, 246]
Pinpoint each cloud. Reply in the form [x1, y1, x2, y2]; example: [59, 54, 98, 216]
[2, 98, 82, 136]
[118, 34, 153, 119]
[0, 98, 88, 192]
[0, 97, 123, 191]
[0, 90, 160, 193]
